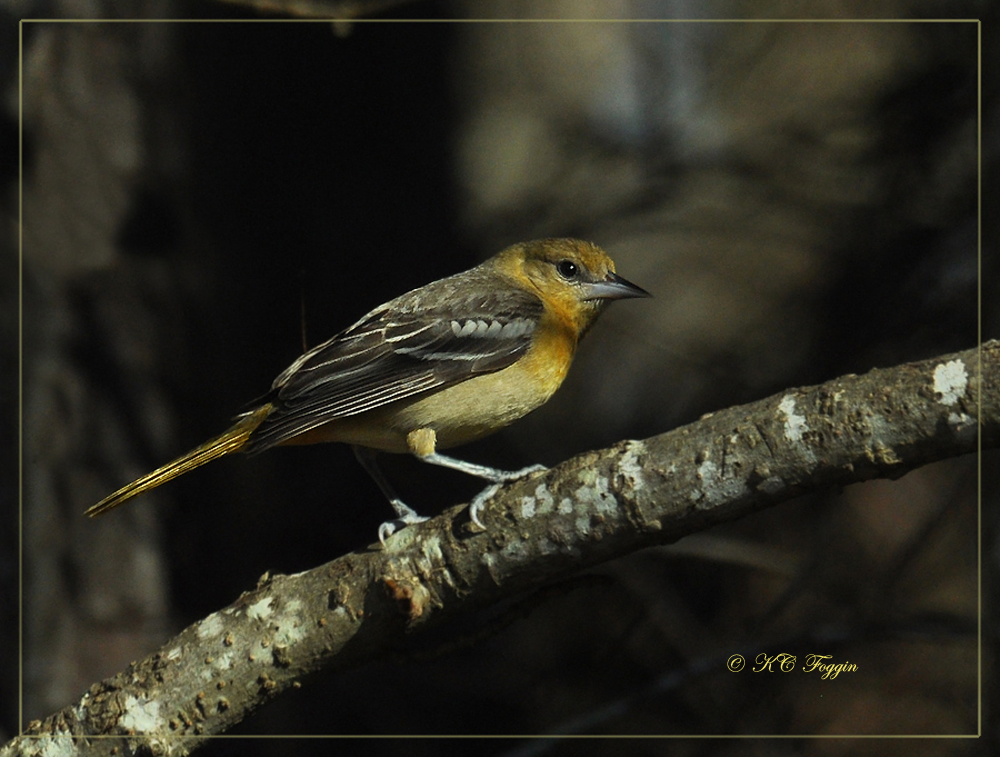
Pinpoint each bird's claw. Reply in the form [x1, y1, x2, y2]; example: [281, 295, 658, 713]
[378, 511, 429, 547]
[468, 465, 548, 529]
[468, 483, 502, 530]
[377, 520, 399, 546]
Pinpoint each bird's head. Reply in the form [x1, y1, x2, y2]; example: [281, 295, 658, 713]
[496, 238, 650, 335]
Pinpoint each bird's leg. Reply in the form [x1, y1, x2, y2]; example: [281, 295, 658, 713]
[460, 463, 547, 529]
[352, 445, 428, 545]
[407, 428, 546, 529]
[420, 452, 547, 483]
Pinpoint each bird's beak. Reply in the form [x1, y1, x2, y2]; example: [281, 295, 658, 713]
[582, 271, 651, 301]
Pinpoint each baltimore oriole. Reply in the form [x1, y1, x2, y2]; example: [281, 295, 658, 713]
[86, 238, 649, 543]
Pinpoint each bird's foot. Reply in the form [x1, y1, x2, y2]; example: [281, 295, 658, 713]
[378, 500, 430, 546]
[468, 464, 548, 528]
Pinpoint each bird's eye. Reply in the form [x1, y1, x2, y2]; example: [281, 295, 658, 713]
[556, 260, 580, 280]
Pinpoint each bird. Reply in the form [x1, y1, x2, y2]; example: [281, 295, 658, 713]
[85, 238, 650, 544]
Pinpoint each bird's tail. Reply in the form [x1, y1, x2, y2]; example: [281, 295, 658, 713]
[85, 405, 272, 517]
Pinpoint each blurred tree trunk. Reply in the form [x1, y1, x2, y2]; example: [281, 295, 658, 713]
[19, 7, 192, 722]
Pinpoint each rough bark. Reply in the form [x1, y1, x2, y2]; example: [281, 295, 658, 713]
[5, 341, 995, 756]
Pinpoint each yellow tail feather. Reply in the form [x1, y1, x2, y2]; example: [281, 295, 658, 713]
[85, 406, 271, 517]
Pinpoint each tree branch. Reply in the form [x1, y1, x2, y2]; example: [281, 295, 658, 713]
[7, 341, 996, 755]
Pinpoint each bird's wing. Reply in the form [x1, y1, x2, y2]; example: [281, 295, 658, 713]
[243, 283, 543, 451]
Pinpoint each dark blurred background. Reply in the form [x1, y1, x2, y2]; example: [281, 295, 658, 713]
[3, 1, 995, 755]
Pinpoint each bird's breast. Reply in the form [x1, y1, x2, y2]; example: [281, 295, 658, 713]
[397, 326, 575, 448]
